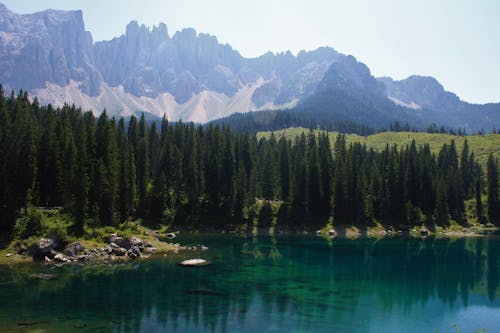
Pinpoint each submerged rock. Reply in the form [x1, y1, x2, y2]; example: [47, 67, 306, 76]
[18, 320, 38, 327]
[31, 273, 61, 280]
[178, 258, 212, 267]
[186, 289, 226, 297]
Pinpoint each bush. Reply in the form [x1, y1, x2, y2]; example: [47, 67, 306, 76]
[13, 207, 44, 239]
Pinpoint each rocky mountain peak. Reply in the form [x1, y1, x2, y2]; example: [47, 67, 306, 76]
[380, 75, 461, 112]
[319, 55, 386, 96]
[173, 27, 197, 42]
[152, 22, 169, 39]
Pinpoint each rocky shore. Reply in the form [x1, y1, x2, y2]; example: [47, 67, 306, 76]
[1, 231, 211, 265]
[28, 235, 159, 264]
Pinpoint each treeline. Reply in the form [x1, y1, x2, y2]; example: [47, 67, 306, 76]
[210, 109, 375, 136]
[1, 89, 500, 237]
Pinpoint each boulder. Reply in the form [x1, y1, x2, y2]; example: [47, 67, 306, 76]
[178, 259, 212, 267]
[166, 233, 176, 239]
[107, 234, 129, 248]
[5, 253, 12, 257]
[129, 237, 144, 251]
[145, 241, 154, 248]
[30, 238, 59, 262]
[17, 244, 27, 254]
[128, 244, 142, 258]
[127, 251, 139, 259]
[64, 242, 85, 257]
[145, 247, 157, 253]
[420, 228, 429, 236]
[112, 247, 127, 257]
[328, 229, 337, 237]
[53, 253, 68, 263]
[315, 230, 322, 235]
[108, 235, 144, 250]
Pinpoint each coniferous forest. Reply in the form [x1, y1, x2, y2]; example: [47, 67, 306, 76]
[1, 89, 500, 239]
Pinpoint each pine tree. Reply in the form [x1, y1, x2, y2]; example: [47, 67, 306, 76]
[278, 136, 292, 202]
[73, 118, 90, 233]
[460, 139, 473, 198]
[487, 154, 500, 225]
[435, 178, 450, 226]
[308, 132, 322, 215]
[136, 114, 150, 215]
[475, 164, 484, 223]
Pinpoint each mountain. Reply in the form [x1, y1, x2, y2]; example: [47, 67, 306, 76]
[0, 3, 498, 130]
[378, 76, 500, 130]
[295, 55, 423, 129]
[0, 3, 102, 96]
[0, 3, 339, 122]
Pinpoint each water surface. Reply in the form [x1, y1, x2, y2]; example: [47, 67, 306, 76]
[0, 235, 499, 332]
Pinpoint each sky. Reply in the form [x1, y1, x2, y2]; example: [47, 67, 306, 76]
[2, 0, 499, 104]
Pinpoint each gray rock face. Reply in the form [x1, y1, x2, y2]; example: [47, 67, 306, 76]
[0, 4, 102, 96]
[94, 22, 337, 104]
[379, 75, 461, 112]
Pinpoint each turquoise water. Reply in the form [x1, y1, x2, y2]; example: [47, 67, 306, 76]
[0, 235, 499, 332]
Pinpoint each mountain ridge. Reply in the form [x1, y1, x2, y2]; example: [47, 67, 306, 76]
[0, 3, 498, 130]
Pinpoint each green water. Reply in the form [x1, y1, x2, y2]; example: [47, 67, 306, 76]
[0, 235, 499, 333]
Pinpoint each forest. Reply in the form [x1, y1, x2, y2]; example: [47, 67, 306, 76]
[0, 88, 499, 240]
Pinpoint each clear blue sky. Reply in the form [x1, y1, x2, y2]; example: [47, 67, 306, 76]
[2, 0, 499, 104]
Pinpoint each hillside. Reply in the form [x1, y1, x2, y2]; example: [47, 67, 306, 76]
[258, 128, 500, 166]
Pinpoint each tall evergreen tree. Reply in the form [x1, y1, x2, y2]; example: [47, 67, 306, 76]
[487, 154, 500, 225]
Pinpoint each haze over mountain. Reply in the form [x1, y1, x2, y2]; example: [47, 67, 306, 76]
[0, 3, 498, 130]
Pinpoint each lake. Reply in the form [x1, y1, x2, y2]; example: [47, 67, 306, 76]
[0, 235, 499, 333]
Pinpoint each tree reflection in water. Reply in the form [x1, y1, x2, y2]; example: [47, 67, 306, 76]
[0, 235, 499, 333]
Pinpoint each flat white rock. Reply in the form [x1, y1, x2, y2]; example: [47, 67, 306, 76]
[179, 259, 211, 267]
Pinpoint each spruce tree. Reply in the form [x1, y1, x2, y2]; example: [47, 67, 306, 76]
[487, 154, 500, 225]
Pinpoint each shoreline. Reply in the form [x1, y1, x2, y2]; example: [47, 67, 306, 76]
[1, 222, 497, 266]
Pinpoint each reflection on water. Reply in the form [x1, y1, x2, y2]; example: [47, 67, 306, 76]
[0, 235, 499, 332]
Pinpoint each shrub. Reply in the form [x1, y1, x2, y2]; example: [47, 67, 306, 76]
[13, 207, 44, 239]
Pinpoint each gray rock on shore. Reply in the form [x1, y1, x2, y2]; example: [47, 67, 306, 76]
[30, 238, 60, 262]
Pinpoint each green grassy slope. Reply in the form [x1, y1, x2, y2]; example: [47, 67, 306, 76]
[257, 128, 500, 166]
